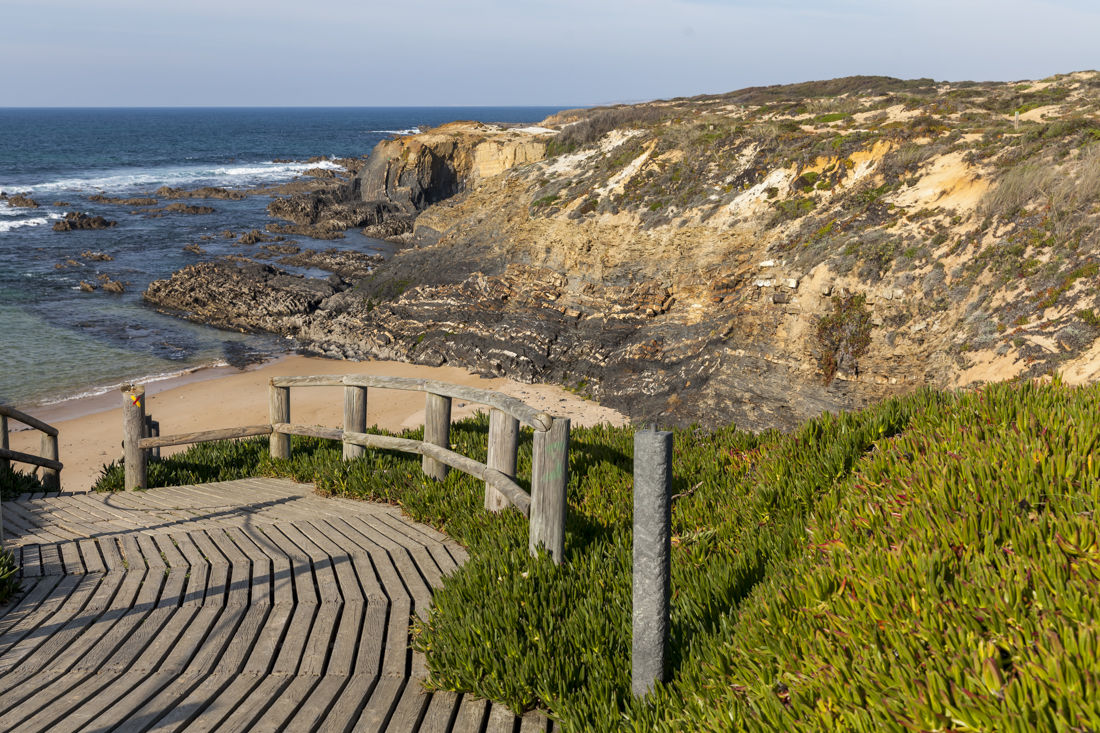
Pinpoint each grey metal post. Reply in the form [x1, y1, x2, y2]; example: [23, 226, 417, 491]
[632, 428, 672, 697]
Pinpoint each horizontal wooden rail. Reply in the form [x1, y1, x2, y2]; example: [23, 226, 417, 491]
[271, 423, 344, 441]
[270, 375, 553, 432]
[343, 430, 532, 517]
[0, 447, 63, 472]
[0, 405, 59, 437]
[138, 424, 273, 450]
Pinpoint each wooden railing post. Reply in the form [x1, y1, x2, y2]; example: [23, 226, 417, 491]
[422, 393, 451, 481]
[150, 419, 161, 461]
[486, 409, 519, 511]
[123, 385, 147, 490]
[40, 433, 60, 490]
[529, 417, 570, 562]
[0, 414, 8, 472]
[270, 381, 291, 460]
[343, 385, 367, 461]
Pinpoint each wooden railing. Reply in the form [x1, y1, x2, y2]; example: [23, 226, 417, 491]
[0, 405, 63, 490]
[122, 376, 570, 560]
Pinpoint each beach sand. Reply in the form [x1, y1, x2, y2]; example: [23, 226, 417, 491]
[6, 356, 627, 492]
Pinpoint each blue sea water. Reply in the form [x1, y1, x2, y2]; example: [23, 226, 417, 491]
[0, 107, 566, 408]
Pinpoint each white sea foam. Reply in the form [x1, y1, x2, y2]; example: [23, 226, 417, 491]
[0, 217, 50, 233]
[2, 159, 346, 197]
[34, 360, 232, 407]
[369, 129, 421, 135]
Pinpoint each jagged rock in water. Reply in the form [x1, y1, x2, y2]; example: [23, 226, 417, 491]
[88, 195, 158, 206]
[7, 195, 39, 209]
[53, 212, 117, 231]
[155, 186, 246, 200]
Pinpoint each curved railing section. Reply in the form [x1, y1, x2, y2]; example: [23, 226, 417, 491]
[123, 375, 570, 560]
[0, 405, 63, 487]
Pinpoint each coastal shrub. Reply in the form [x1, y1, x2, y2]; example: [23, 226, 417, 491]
[815, 293, 874, 384]
[102, 382, 1100, 732]
[0, 463, 46, 502]
[548, 106, 665, 156]
[0, 548, 19, 603]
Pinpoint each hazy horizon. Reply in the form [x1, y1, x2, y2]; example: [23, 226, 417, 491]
[4, 0, 1099, 107]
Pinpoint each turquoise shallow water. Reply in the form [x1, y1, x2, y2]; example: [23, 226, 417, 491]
[0, 107, 565, 408]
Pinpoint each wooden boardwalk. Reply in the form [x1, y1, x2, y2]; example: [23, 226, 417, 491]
[0, 479, 551, 733]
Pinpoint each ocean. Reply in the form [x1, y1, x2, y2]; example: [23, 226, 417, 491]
[0, 107, 566, 409]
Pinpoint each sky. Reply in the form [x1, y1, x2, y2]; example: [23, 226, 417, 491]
[3, 0, 1099, 107]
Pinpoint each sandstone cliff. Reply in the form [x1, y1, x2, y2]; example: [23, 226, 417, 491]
[265, 122, 551, 241]
[148, 72, 1100, 429]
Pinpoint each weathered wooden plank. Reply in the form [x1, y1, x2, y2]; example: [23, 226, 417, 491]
[417, 691, 461, 733]
[39, 543, 64, 576]
[487, 409, 520, 512]
[262, 525, 318, 606]
[242, 675, 320, 733]
[358, 515, 444, 596]
[486, 702, 519, 733]
[293, 521, 365, 603]
[283, 675, 348, 732]
[212, 604, 269, 675]
[452, 696, 491, 733]
[242, 603, 293, 675]
[519, 709, 552, 733]
[327, 600, 364, 677]
[0, 575, 79, 658]
[314, 674, 376, 733]
[350, 675, 405, 733]
[204, 529, 251, 606]
[151, 533, 187, 570]
[0, 574, 100, 674]
[278, 523, 341, 604]
[384, 678, 432, 733]
[238, 525, 293, 606]
[207, 675, 291, 733]
[299, 602, 341, 676]
[138, 424, 272, 450]
[223, 527, 273, 606]
[271, 603, 318, 676]
[77, 539, 105, 574]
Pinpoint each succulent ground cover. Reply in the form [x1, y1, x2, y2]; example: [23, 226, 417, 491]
[0, 462, 46, 502]
[95, 377, 1100, 731]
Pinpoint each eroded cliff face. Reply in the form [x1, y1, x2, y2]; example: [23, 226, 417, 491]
[266, 122, 551, 242]
[148, 72, 1100, 429]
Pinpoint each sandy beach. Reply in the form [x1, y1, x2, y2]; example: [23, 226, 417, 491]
[6, 356, 627, 492]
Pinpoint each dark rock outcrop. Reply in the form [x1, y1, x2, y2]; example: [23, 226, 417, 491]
[89, 195, 158, 206]
[7, 195, 39, 209]
[144, 262, 348, 332]
[265, 223, 346, 240]
[277, 249, 383, 281]
[155, 186, 246, 200]
[53, 212, 117, 231]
